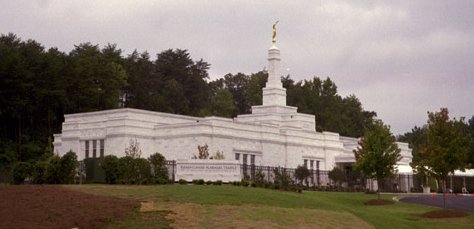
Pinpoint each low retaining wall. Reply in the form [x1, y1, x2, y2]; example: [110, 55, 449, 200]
[175, 159, 241, 182]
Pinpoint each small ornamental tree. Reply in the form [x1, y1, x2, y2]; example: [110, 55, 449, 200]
[193, 144, 210, 159]
[353, 120, 401, 199]
[328, 167, 347, 187]
[210, 151, 225, 160]
[125, 138, 142, 158]
[294, 165, 310, 186]
[419, 108, 470, 208]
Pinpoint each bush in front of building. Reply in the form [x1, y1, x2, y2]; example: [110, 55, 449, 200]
[11, 162, 32, 184]
[328, 167, 347, 187]
[11, 151, 79, 184]
[294, 165, 310, 186]
[148, 152, 168, 180]
[101, 155, 120, 184]
[192, 179, 205, 185]
[273, 167, 293, 190]
[178, 179, 187, 184]
[31, 161, 48, 184]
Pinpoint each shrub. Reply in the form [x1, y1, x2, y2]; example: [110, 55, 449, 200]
[178, 179, 187, 185]
[213, 180, 223, 185]
[101, 155, 119, 184]
[241, 180, 249, 187]
[273, 167, 292, 189]
[135, 158, 151, 184]
[295, 165, 310, 186]
[254, 168, 266, 187]
[59, 151, 78, 184]
[148, 153, 168, 180]
[155, 178, 169, 185]
[45, 155, 62, 184]
[12, 162, 32, 184]
[32, 161, 48, 184]
[206, 180, 213, 185]
[328, 167, 347, 187]
[192, 179, 205, 185]
[118, 156, 136, 184]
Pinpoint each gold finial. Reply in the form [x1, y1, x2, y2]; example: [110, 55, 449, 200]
[272, 20, 279, 44]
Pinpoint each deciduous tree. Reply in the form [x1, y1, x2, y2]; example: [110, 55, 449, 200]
[353, 120, 401, 199]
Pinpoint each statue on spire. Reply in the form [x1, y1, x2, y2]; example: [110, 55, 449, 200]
[272, 20, 279, 44]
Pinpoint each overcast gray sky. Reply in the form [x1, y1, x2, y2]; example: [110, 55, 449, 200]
[1, 0, 473, 135]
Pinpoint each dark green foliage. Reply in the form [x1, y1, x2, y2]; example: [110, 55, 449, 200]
[208, 88, 236, 117]
[0, 33, 379, 176]
[294, 165, 310, 185]
[59, 151, 79, 184]
[148, 153, 168, 180]
[213, 180, 223, 185]
[419, 108, 471, 192]
[32, 161, 48, 184]
[253, 168, 266, 187]
[328, 167, 347, 187]
[206, 180, 213, 185]
[178, 179, 187, 184]
[11, 162, 32, 184]
[118, 156, 136, 184]
[273, 167, 292, 189]
[398, 126, 427, 165]
[45, 155, 62, 184]
[135, 158, 151, 184]
[192, 179, 205, 185]
[101, 155, 120, 184]
[353, 120, 401, 199]
[284, 76, 376, 136]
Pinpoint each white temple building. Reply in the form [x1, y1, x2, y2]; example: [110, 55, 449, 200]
[53, 42, 413, 175]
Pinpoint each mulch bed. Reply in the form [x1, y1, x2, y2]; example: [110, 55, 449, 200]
[365, 199, 395, 205]
[0, 185, 139, 229]
[421, 209, 468, 218]
[421, 209, 467, 219]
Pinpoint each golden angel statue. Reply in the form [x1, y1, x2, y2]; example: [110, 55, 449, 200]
[272, 21, 279, 43]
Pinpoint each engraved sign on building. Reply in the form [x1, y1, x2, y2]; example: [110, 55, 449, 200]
[176, 160, 241, 182]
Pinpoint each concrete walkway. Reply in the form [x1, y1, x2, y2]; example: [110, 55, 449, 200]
[399, 194, 474, 212]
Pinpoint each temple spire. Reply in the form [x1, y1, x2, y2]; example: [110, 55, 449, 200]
[262, 22, 286, 106]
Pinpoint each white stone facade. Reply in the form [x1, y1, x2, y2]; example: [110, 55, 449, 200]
[53, 44, 412, 173]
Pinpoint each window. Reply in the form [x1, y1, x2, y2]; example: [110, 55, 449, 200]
[235, 153, 240, 161]
[304, 159, 308, 168]
[100, 139, 104, 158]
[243, 154, 248, 165]
[85, 141, 89, 159]
[316, 160, 320, 170]
[310, 160, 314, 170]
[250, 155, 255, 165]
[92, 140, 97, 158]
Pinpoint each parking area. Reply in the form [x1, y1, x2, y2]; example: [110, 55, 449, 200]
[399, 194, 474, 212]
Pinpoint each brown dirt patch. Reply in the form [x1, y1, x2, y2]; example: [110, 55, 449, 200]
[0, 185, 139, 229]
[365, 199, 395, 206]
[421, 209, 468, 219]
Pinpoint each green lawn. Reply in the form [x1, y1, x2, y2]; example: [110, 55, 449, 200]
[66, 185, 474, 229]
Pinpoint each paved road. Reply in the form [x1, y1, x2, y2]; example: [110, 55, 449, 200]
[399, 194, 474, 212]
